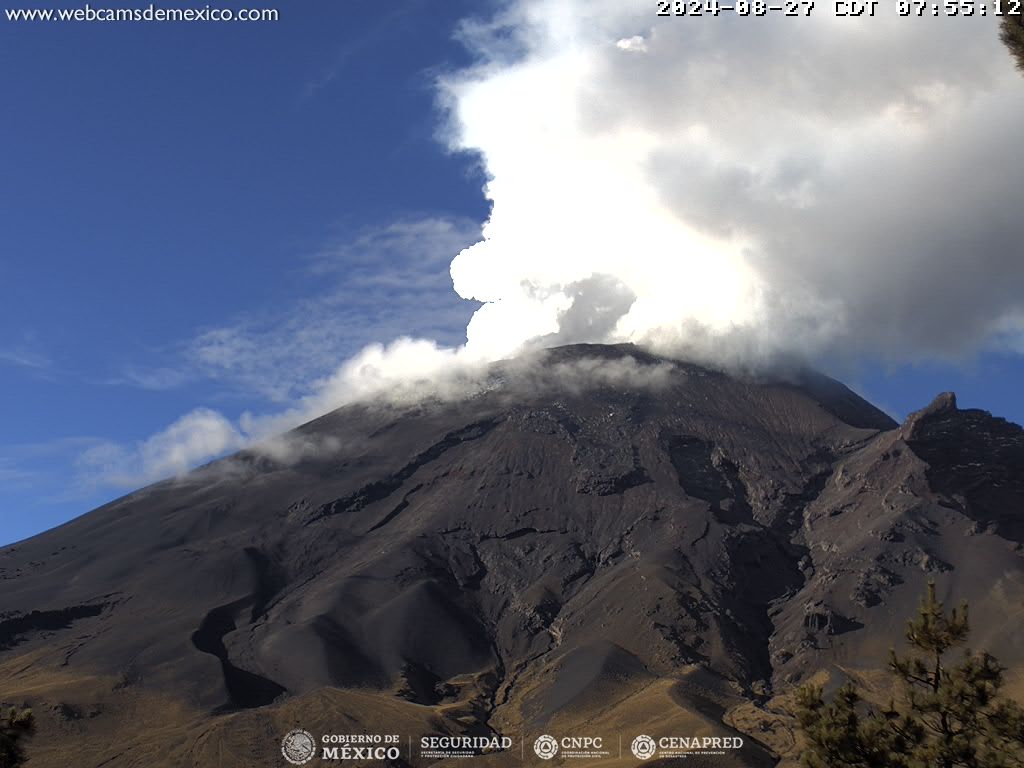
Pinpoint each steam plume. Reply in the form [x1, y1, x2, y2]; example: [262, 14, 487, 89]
[439, 0, 1024, 365]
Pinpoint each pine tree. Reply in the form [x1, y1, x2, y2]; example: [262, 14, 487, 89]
[796, 583, 1024, 767]
[0, 706, 34, 768]
[1003, 13, 1024, 74]
[795, 681, 911, 768]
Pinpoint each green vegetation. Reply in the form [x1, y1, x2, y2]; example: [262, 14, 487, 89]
[797, 583, 1024, 768]
[1003, 14, 1024, 74]
[0, 706, 34, 768]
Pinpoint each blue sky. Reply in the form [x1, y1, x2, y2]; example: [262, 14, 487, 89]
[2, 1, 1023, 546]
[1, 0, 490, 542]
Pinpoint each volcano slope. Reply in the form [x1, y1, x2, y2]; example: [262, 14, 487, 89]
[2, 343, 1023, 768]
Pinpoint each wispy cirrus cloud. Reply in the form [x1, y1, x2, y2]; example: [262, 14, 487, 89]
[83, 215, 482, 488]
[300, 0, 431, 101]
[111, 366, 192, 392]
[184, 215, 482, 403]
[0, 458, 37, 487]
[111, 215, 482, 405]
[0, 338, 52, 373]
[0, 436, 116, 507]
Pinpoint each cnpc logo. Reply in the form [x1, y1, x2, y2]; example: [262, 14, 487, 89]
[533, 734, 605, 760]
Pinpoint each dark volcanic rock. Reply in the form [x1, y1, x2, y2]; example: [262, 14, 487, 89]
[902, 392, 1024, 542]
[1, 343, 1022, 767]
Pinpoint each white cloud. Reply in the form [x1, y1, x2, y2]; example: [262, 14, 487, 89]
[615, 35, 646, 53]
[81, 339, 680, 489]
[77, 408, 246, 488]
[111, 216, 482, 405]
[0, 338, 52, 373]
[80, 218, 485, 488]
[183, 216, 483, 403]
[0, 458, 36, 486]
[114, 366, 191, 391]
[237, 336, 488, 438]
[436, 1, 1024, 364]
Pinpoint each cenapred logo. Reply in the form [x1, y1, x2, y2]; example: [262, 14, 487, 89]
[630, 733, 744, 760]
[281, 729, 316, 765]
[534, 734, 559, 760]
[630, 734, 657, 760]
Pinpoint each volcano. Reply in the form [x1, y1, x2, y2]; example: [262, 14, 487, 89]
[2, 343, 1023, 767]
